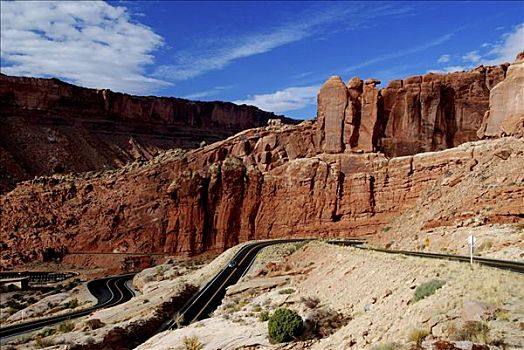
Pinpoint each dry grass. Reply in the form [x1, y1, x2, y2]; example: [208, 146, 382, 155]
[407, 328, 429, 346]
[177, 335, 204, 350]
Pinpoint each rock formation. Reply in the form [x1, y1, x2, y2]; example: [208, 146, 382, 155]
[0, 74, 291, 193]
[1, 56, 522, 270]
[478, 50, 524, 138]
[315, 65, 508, 157]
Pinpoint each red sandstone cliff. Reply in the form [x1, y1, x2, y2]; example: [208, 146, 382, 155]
[0, 74, 291, 193]
[317, 65, 508, 157]
[1, 55, 522, 270]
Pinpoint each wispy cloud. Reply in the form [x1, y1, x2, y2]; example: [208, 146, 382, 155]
[233, 85, 319, 113]
[342, 33, 453, 73]
[154, 3, 413, 82]
[437, 54, 451, 63]
[0, 1, 169, 94]
[481, 23, 524, 65]
[462, 50, 481, 63]
[430, 23, 524, 73]
[182, 85, 235, 100]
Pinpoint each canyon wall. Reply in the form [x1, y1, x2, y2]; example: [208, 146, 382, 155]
[0, 74, 290, 193]
[317, 65, 508, 157]
[1, 55, 522, 270]
[2, 121, 522, 269]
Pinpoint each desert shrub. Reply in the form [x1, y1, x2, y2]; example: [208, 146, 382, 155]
[371, 343, 401, 350]
[408, 328, 429, 346]
[279, 288, 295, 295]
[450, 321, 490, 343]
[382, 226, 391, 232]
[6, 299, 25, 310]
[268, 308, 303, 343]
[26, 296, 38, 304]
[413, 279, 445, 302]
[35, 337, 54, 348]
[65, 298, 79, 309]
[478, 240, 494, 251]
[178, 335, 204, 350]
[301, 296, 320, 309]
[38, 327, 56, 337]
[306, 307, 350, 338]
[259, 310, 270, 322]
[252, 304, 262, 312]
[57, 320, 75, 333]
[85, 318, 105, 330]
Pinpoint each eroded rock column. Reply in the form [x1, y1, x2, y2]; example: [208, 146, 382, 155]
[317, 76, 348, 153]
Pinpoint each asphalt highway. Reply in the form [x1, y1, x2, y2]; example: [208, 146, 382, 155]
[0, 273, 135, 339]
[356, 246, 524, 274]
[166, 238, 523, 329]
[167, 239, 365, 328]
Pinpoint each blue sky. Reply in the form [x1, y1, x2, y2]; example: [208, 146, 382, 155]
[1, 1, 523, 119]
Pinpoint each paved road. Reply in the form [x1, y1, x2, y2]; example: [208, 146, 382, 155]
[167, 239, 365, 328]
[166, 238, 523, 329]
[0, 273, 135, 339]
[356, 246, 524, 274]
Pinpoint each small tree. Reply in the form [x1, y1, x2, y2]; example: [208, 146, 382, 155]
[268, 308, 303, 343]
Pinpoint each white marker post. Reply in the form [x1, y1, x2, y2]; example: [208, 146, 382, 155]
[467, 235, 476, 265]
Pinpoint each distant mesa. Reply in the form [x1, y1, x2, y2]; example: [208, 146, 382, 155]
[0, 74, 296, 193]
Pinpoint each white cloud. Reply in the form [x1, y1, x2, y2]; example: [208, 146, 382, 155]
[429, 23, 524, 74]
[481, 23, 524, 65]
[182, 85, 235, 100]
[462, 50, 481, 63]
[155, 3, 413, 81]
[154, 28, 307, 81]
[233, 85, 319, 113]
[0, 1, 169, 94]
[437, 54, 450, 63]
[427, 66, 467, 74]
[343, 33, 453, 73]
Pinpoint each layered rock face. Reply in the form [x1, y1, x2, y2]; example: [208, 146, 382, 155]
[0, 74, 289, 193]
[1, 58, 522, 270]
[478, 51, 524, 138]
[317, 65, 508, 157]
[3, 119, 522, 269]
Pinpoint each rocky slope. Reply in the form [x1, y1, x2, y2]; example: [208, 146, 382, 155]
[1, 54, 522, 270]
[0, 74, 289, 193]
[138, 241, 524, 350]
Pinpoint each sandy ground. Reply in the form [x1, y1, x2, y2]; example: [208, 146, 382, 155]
[138, 241, 524, 350]
[2, 242, 253, 349]
[1, 280, 96, 326]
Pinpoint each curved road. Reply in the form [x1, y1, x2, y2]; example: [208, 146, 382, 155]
[166, 238, 523, 329]
[168, 239, 366, 328]
[0, 273, 135, 339]
[168, 239, 305, 328]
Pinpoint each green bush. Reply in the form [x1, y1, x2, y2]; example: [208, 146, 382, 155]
[65, 298, 79, 309]
[278, 288, 295, 295]
[268, 308, 303, 343]
[413, 279, 445, 302]
[57, 320, 75, 333]
[258, 310, 270, 322]
[38, 327, 56, 337]
[35, 337, 54, 348]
